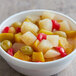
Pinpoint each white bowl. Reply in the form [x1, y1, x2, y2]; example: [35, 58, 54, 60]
[0, 9, 76, 76]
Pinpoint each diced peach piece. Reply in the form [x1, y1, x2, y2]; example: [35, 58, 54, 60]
[37, 40, 53, 54]
[65, 31, 76, 38]
[65, 44, 74, 54]
[59, 37, 69, 50]
[39, 29, 53, 35]
[39, 19, 52, 31]
[74, 37, 76, 48]
[15, 33, 22, 43]
[24, 18, 31, 22]
[0, 33, 14, 42]
[20, 32, 37, 46]
[14, 50, 31, 61]
[42, 11, 55, 20]
[32, 40, 40, 51]
[59, 20, 71, 31]
[21, 22, 39, 35]
[32, 52, 45, 62]
[47, 35, 59, 47]
[44, 49, 60, 58]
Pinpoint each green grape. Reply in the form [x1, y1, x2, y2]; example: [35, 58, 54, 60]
[12, 22, 22, 28]
[20, 46, 33, 56]
[1, 40, 12, 51]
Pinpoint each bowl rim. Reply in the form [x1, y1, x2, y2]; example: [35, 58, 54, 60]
[0, 9, 76, 65]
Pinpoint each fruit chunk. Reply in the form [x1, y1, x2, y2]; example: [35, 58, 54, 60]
[32, 40, 40, 51]
[0, 33, 14, 42]
[65, 31, 76, 38]
[37, 33, 47, 41]
[59, 20, 71, 31]
[12, 22, 22, 28]
[56, 47, 67, 57]
[15, 33, 22, 43]
[45, 56, 62, 62]
[65, 44, 74, 54]
[52, 20, 60, 31]
[73, 37, 76, 48]
[21, 22, 39, 35]
[2, 27, 9, 33]
[59, 37, 69, 50]
[20, 46, 33, 56]
[7, 48, 14, 56]
[47, 35, 59, 47]
[39, 29, 53, 35]
[16, 27, 21, 33]
[12, 43, 25, 53]
[37, 40, 53, 54]
[21, 32, 37, 46]
[26, 15, 40, 23]
[8, 27, 16, 34]
[1, 40, 12, 51]
[44, 49, 60, 58]
[54, 31, 67, 38]
[24, 18, 31, 22]
[39, 19, 52, 31]
[14, 50, 31, 61]
[42, 11, 55, 20]
[32, 52, 45, 62]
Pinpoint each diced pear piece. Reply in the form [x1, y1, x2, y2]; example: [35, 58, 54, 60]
[32, 52, 45, 62]
[44, 49, 60, 58]
[20, 32, 37, 46]
[59, 20, 71, 31]
[47, 35, 59, 47]
[14, 50, 31, 61]
[54, 31, 67, 38]
[39, 29, 53, 35]
[39, 19, 52, 31]
[26, 15, 40, 23]
[37, 40, 53, 54]
[59, 37, 69, 50]
[15, 33, 22, 43]
[21, 22, 39, 35]
[45, 56, 61, 62]
[12, 43, 25, 53]
[65, 31, 76, 38]
[42, 11, 55, 20]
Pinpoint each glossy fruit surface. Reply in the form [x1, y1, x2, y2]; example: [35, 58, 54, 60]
[20, 46, 33, 56]
[12, 22, 21, 28]
[32, 52, 45, 62]
[7, 48, 14, 56]
[14, 50, 31, 61]
[2, 27, 9, 33]
[0, 33, 14, 42]
[56, 47, 67, 57]
[1, 40, 12, 51]
[37, 33, 47, 41]
[52, 20, 60, 31]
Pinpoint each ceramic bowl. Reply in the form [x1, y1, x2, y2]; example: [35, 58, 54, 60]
[0, 9, 76, 76]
